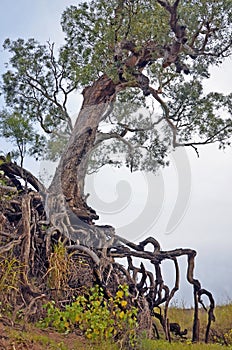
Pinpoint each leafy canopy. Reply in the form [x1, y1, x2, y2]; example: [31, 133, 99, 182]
[60, 0, 232, 84]
[0, 0, 232, 171]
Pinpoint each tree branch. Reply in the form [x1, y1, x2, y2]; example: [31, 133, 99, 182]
[118, 117, 164, 133]
[0, 156, 46, 193]
[94, 131, 135, 154]
[176, 123, 232, 148]
[149, 86, 178, 147]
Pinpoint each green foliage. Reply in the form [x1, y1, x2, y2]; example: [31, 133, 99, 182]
[60, 1, 169, 84]
[0, 152, 12, 164]
[40, 284, 138, 347]
[1, 38, 74, 164]
[8, 327, 69, 350]
[224, 329, 232, 345]
[45, 132, 69, 162]
[89, 100, 170, 173]
[0, 0, 232, 171]
[0, 169, 18, 203]
[4, 323, 121, 350]
[2, 302, 232, 349]
[166, 80, 232, 148]
[0, 170, 6, 185]
[2, 38, 76, 122]
[180, 0, 232, 67]
[60, 0, 232, 84]
[0, 110, 46, 166]
[138, 338, 232, 350]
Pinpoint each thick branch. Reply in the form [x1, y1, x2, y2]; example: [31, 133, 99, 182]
[0, 156, 46, 193]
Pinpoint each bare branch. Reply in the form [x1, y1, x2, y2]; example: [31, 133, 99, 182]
[176, 123, 232, 149]
[189, 20, 207, 47]
[149, 86, 178, 147]
[118, 117, 164, 133]
[0, 156, 46, 193]
[94, 131, 135, 155]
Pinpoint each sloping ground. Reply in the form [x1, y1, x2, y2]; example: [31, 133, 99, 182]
[0, 304, 232, 350]
[1, 321, 232, 350]
[0, 322, 88, 350]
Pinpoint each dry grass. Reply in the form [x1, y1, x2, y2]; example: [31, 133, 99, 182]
[166, 303, 232, 343]
[0, 303, 232, 349]
[0, 253, 23, 313]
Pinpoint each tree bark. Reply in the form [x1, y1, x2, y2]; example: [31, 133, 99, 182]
[49, 74, 117, 224]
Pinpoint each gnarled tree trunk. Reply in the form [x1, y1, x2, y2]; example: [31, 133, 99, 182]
[48, 74, 117, 226]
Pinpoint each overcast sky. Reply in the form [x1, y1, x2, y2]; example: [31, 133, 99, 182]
[0, 0, 232, 306]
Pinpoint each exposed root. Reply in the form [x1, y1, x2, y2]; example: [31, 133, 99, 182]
[0, 168, 215, 343]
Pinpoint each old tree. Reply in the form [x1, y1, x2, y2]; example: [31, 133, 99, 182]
[0, 0, 232, 343]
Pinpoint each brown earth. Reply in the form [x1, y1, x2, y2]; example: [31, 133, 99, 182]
[0, 321, 88, 350]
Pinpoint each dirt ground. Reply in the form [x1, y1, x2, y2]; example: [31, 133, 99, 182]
[0, 320, 88, 350]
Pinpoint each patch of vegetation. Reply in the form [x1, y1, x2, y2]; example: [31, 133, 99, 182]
[155, 303, 232, 345]
[46, 241, 72, 291]
[138, 338, 232, 350]
[0, 303, 232, 349]
[8, 329, 69, 350]
[39, 284, 138, 348]
[0, 254, 23, 314]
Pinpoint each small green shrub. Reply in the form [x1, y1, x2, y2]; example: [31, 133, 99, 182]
[40, 284, 138, 347]
[224, 329, 232, 345]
